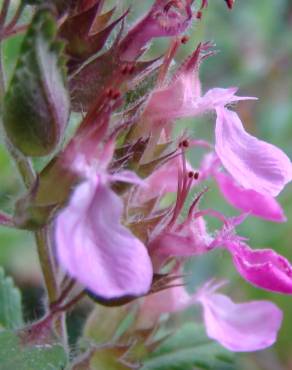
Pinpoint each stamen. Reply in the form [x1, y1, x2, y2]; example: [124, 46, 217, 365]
[200, 0, 208, 9]
[187, 187, 208, 219]
[105, 88, 121, 100]
[180, 139, 189, 148]
[196, 11, 202, 19]
[121, 64, 135, 75]
[224, 0, 234, 9]
[164, 0, 180, 12]
[181, 35, 189, 44]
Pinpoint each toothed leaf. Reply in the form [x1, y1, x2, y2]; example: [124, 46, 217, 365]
[0, 267, 23, 330]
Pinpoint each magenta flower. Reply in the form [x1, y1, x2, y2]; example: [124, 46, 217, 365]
[119, 0, 193, 61]
[215, 171, 286, 222]
[215, 107, 292, 196]
[226, 242, 292, 294]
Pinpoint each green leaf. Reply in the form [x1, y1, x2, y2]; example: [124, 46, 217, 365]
[0, 266, 23, 329]
[3, 9, 69, 157]
[142, 323, 235, 370]
[0, 330, 67, 370]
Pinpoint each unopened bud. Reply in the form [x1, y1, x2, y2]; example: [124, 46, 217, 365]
[3, 9, 69, 157]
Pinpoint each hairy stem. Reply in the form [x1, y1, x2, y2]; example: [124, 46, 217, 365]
[35, 227, 58, 302]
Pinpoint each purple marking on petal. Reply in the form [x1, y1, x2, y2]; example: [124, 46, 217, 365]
[55, 176, 153, 299]
[215, 107, 292, 196]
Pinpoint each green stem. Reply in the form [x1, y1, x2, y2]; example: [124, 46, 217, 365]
[0, 3, 67, 344]
[9, 145, 36, 187]
[35, 227, 58, 302]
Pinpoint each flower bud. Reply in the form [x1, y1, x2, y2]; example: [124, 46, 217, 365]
[3, 9, 69, 157]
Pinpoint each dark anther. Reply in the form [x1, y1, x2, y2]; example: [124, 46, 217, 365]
[194, 172, 199, 180]
[181, 35, 189, 44]
[182, 139, 189, 148]
[106, 88, 121, 100]
[196, 11, 202, 19]
[121, 64, 135, 75]
[224, 0, 234, 9]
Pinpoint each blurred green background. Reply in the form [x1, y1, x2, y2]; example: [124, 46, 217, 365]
[0, 0, 292, 369]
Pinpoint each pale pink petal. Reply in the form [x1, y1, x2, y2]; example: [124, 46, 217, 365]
[227, 242, 292, 294]
[199, 292, 282, 351]
[215, 107, 292, 196]
[143, 284, 191, 318]
[111, 170, 146, 187]
[215, 172, 286, 222]
[144, 68, 202, 124]
[146, 85, 254, 123]
[55, 176, 153, 299]
[199, 87, 256, 110]
[136, 282, 192, 329]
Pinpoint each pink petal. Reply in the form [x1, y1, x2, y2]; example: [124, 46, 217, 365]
[119, 0, 192, 60]
[228, 243, 292, 294]
[145, 84, 253, 124]
[144, 73, 198, 122]
[215, 107, 292, 196]
[215, 172, 286, 222]
[149, 217, 213, 269]
[55, 176, 153, 299]
[135, 282, 193, 329]
[140, 284, 192, 320]
[199, 292, 282, 351]
[199, 87, 256, 109]
[111, 170, 146, 187]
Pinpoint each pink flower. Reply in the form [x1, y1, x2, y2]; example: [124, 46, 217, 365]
[197, 283, 283, 352]
[119, 0, 193, 61]
[144, 63, 249, 125]
[215, 171, 286, 222]
[147, 156, 211, 269]
[137, 280, 283, 352]
[215, 107, 292, 197]
[55, 149, 153, 300]
[226, 242, 292, 294]
[193, 212, 292, 294]
[149, 216, 212, 269]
